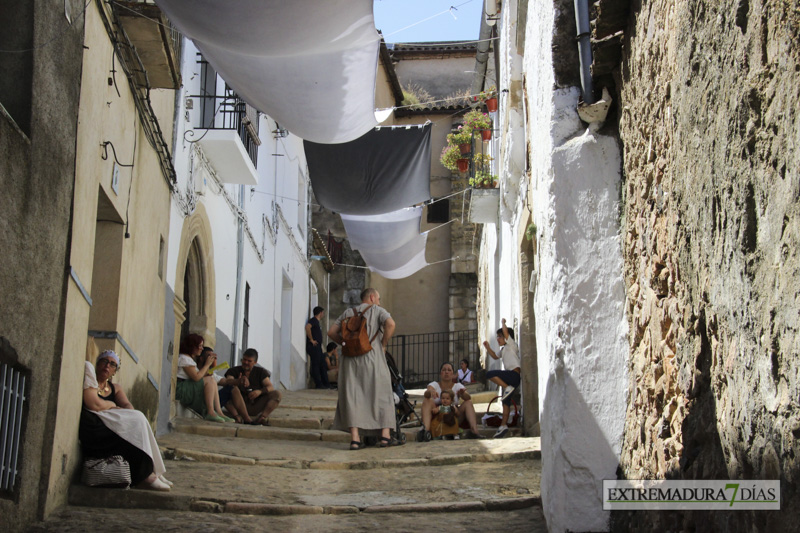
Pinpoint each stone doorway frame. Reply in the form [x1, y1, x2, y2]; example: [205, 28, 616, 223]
[169, 204, 217, 415]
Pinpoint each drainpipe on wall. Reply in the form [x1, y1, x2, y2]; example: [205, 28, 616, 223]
[231, 183, 245, 365]
[470, 13, 494, 97]
[574, 0, 595, 105]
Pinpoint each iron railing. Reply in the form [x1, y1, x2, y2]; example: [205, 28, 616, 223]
[387, 330, 479, 388]
[193, 90, 260, 168]
[194, 56, 260, 168]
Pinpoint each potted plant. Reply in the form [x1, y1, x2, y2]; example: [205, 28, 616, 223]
[469, 170, 498, 188]
[463, 109, 493, 141]
[480, 86, 498, 112]
[440, 144, 462, 172]
[447, 127, 473, 154]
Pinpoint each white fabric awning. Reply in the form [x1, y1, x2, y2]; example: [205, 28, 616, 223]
[341, 207, 429, 279]
[157, 0, 384, 144]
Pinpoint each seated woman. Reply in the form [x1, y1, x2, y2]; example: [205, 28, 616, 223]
[457, 358, 475, 385]
[417, 362, 484, 441]
[80, 350, 172, 491]
[325, 342, 339, 385]
[175, 333, 233, 423]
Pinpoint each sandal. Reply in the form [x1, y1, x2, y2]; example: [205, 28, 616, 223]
[349, 440, 364, 450]
[379, 436, 401, 448]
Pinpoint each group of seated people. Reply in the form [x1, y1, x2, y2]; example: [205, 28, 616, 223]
[175, 333, 281, 425]
[79, 330, 509, 491]
[79, 334, 284, 491]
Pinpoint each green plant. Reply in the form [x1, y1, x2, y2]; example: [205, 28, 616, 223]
[469, 170, 497, 188]
[462, 109, 492, 132]
[472, 153, 493, 172]
[401, 83, 432, 110]
[447, 127, 473, 146]
[440, 144, 462, 172]
[525, 222, 538, 240]
[479, 86, 497, 101]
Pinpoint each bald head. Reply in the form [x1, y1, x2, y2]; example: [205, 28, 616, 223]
[360, 288, 380, 304]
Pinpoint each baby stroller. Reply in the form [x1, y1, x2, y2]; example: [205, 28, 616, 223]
[386, 350, 416, 443]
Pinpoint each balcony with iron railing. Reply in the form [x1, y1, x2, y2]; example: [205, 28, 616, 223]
[191, 85, 261, 185]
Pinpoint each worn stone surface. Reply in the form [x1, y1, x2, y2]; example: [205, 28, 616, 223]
[27, 389, 544, 531]
[27, 507, 548, 532]
[615, 1, 800, 531]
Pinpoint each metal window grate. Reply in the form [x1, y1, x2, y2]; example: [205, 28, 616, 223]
[0, 362, 27, 494]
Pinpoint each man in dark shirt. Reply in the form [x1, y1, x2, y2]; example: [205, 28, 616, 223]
[222, 348, 281, 425]
[306, 306, 330, 389]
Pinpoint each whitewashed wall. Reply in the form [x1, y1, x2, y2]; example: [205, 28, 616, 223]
[478, 1, 631, 531]
[166, 39, 310, 393]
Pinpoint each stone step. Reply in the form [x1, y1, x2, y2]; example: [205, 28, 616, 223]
[68, 454, 542, 515]
[32, 503, 547, 531]
[159, 429, 539, 469]
[170, 417, 524, 446]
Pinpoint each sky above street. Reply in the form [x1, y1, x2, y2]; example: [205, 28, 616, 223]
[373, 0, 483, 43]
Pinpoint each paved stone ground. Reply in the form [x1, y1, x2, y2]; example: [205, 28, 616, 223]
[27, 389, 546, 532]
[28, 506, 548, 532]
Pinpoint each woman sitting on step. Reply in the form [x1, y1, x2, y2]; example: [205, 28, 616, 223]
[417, 362, 484, 441]
[80, 350, 172, 491]
[176, 333, 233, 423]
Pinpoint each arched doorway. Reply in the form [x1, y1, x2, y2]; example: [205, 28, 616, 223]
[164, 204, 216, 424]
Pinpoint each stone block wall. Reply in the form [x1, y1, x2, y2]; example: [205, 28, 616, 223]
[614, 1, 800, 530]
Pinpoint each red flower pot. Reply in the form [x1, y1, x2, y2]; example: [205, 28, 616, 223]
[459, 143, 471, 154]
[457, 158, 470, 173]
[481, 129, 492, 141]
[485, 97, 498, 112]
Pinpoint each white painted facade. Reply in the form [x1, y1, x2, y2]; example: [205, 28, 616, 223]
[165, 40, 312, 399]
[479, 1, 630, 531]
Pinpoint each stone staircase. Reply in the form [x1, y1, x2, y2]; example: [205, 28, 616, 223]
[29, 389, 545, 532]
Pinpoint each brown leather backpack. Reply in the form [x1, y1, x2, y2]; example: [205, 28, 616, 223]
[341, 305, 379, 357]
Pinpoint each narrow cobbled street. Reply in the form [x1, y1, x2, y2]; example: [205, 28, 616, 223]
[28, 389, 545, 532]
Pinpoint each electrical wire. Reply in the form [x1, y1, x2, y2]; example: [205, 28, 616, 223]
[382, 0, 477, 38]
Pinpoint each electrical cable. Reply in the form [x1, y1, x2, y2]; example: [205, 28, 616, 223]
[100, 141, 134, 167]
[382, 0, 477, 38]
[124, 114, 138, 238]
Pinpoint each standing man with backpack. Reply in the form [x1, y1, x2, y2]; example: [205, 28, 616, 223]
[327, 288, 398, 449]
[306, 306, 330, 389]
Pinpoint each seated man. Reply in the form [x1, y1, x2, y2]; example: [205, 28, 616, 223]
[220, 348, 281, 425]
[325, 342, 339, 386]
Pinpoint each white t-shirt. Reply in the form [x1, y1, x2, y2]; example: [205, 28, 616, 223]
[457, 368, 473, 384]
[500, 336, 521, 371]
[426, 381, 466, 406]
[176, 354, 196, 380]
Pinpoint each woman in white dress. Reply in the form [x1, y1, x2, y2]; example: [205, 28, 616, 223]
[79, 350, 172, 490]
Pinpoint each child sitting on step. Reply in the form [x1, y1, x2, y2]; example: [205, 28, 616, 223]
[430, 389, 460, 439]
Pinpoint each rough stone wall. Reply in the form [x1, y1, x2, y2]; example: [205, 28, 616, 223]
[616, 1, 800, 530]
[0, 1, 84, 529]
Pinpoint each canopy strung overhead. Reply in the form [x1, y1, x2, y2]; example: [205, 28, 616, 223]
[156, 0, 386, 144]
[341, 208, 428, 279]
[304, 124, 432, 215]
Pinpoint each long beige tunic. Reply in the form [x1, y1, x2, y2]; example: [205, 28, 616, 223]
[332, 304, 396, 434]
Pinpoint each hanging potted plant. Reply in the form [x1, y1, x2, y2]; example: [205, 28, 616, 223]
[447, 127, 473, 155]
[463, 109, 493, 142]
[440, 144, 462, 172]
[480, 86, 498, 112]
